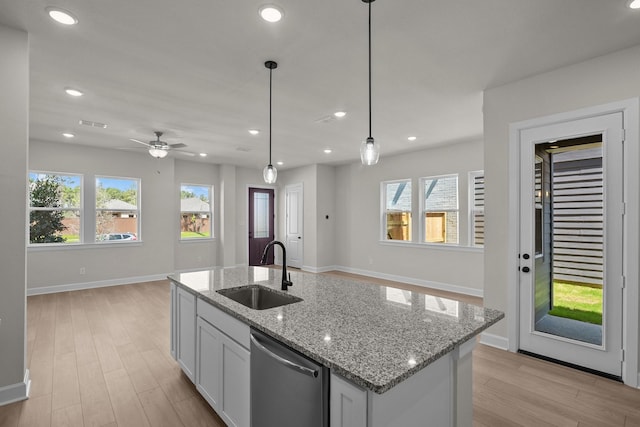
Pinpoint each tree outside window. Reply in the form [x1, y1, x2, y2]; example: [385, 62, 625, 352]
[180, 184, 212, 239]
[29, 172, 82, 244]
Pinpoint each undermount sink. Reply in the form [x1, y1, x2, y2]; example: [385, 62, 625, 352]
[217, 284, 303, 310]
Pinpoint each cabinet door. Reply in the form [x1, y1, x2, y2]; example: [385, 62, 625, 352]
[220, 333, 250, 427]
[176, 287, 196, 381]
[170, 283, 177, 360]
[330, 373, 367, 427]
[196, 317, 222, 409]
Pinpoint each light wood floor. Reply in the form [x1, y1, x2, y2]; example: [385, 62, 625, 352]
[0, 276, 638, 427]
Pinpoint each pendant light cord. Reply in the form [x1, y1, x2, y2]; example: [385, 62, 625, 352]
[368, 0, 372, 140]
[269, 67, 273, 165]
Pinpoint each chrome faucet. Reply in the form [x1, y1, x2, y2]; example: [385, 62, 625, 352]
[260, 240, 293, 291]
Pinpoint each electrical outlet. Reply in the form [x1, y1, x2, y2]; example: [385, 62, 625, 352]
[79, 267, 86, 275]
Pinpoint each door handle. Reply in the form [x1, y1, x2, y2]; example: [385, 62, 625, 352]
[522, 266, 530, 273]
[250, 334, 318, 378]
[298, 236, 301, 239]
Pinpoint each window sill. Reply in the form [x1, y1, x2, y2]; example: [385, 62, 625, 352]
[179, 237, 216, 243]
[28, 241, 144, 251]
[378, 240, 483, 253]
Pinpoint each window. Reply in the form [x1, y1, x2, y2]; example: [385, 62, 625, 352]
[180, 184, 213, 239]
[469, 171, 485, 247]
[382, 180, 412, 241]
[96, 176, 140, 242]
[421, 175, 458, 244]
[29, 172, 82, 244]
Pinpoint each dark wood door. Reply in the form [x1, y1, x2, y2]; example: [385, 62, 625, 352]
[248, 188, 274, 266]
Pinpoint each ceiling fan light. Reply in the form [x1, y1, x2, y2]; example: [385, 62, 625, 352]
[360, 137, 379, 166]
[263, 164, 277, 184]
[629, 0, 640, 9]
[149, 147, 168, 158]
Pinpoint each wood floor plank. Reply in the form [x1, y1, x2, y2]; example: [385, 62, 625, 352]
[77, 361, 116, 427]
[17, 394, 51, 427]
[138, 387, 185, 427]
[51, 403, 83, 427]
[103, 368, 150, 427]
[171, 394, 225, 427]
[116, 342, 159, 394]
[0, 400, 22, 427]
[51, 351, 80, 411]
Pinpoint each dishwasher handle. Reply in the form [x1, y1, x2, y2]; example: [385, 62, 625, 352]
[250, 333, 319, 378]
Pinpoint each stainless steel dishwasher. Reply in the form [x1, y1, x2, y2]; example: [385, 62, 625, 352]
[250, 328, 328, 427]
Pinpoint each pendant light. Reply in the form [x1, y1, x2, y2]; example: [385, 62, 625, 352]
[263, 60, 278, 183]
[360, 0, 380, 166]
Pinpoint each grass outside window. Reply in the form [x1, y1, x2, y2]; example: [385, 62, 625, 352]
[549, 281, 602, 325]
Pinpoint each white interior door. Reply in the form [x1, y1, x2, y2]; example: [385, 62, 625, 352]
[518, 112, 624, 377]
[286, 183, 303, 269]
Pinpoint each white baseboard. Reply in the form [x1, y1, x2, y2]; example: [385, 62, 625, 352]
[331, 265, 484, 298]
[0, 369, 30, 407]
[301, 265, 338, 274]
[479, 332, 509, 350]
[27, 274, 171, 296]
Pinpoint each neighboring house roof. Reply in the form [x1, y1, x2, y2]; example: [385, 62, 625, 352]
[102, 199, 137, 210]
[181, 197, 210, 212]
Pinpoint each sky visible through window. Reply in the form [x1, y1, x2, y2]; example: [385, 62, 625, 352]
[181, 185, 210, 201]
[97, 177, 137, 191]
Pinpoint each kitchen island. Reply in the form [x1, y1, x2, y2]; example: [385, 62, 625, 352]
[169, 266, 503, 427]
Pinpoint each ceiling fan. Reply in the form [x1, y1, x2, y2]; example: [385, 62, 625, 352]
[130, 131, 195, 158]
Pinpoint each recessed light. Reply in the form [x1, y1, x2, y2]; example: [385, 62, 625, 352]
[65, 88, 83, 97]
[62, 132, 75, 138]
[324, 149, 332, 154]
[629, 0, 640, 9]
[407, 136, 417, 142]
[259, 4, 284, 22]
[334, 111, 347, 118]
[199, 153, 207, 157]
[46, 7, 78, 25]
[249, 129, 260, 135]
[276, 161, 284, 166]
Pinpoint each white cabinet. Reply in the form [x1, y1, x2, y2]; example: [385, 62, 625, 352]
[196, 299, 250, 427]
[176, 286, 196, 381]
[330, 373, 367, 427]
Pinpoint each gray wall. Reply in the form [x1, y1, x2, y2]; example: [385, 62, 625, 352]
[0, 24, 28, 394]
[483, 43, 640, 363]
[334, 139, 485, 294]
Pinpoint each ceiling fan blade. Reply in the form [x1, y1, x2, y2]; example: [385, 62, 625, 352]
[130, 138, 151, 147]
[169, 143, 187, 149]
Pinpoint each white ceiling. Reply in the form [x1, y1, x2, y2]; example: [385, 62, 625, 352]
[1, 0, 640, 170]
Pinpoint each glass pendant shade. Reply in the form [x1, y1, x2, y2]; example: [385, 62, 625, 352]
[360, 137, 379, 166]
[263, 164, 277, 184]
[149, 147, 169, 158]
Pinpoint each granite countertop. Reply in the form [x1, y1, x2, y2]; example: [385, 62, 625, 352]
[169, 266, 504, 394]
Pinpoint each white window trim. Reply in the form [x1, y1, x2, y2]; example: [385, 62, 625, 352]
[180, 183, 214, 241]
[95, 175, 141, 243]
[419, 173, 459, 244]
[468, 170, 485, 248]
[28, 170, 84, 246]
[380, 179, 412, 242]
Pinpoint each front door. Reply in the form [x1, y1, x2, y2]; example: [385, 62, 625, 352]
[518, 112, 624, 377]
[248, 188, 274, 266]
[285, 183, 303, 269]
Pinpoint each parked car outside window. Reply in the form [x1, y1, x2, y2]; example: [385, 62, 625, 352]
[98, 233, 137, 241]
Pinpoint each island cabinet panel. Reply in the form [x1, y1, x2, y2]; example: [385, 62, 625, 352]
[176, 286, 196, 381]
[196, 317, 222, 409]
[330, 373, 367, 427]
[196, 299, 250, 427]
[170, 282, 177, 359]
